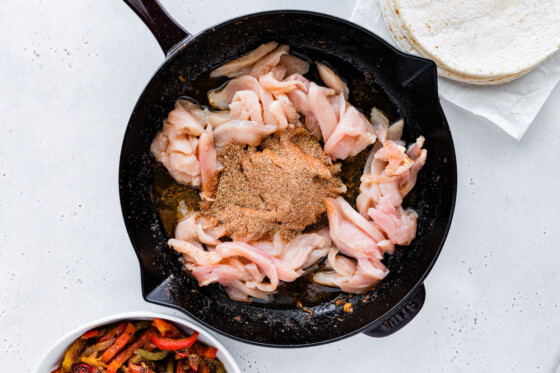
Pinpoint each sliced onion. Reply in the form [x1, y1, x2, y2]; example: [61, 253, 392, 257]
[363, 141, 383, 175]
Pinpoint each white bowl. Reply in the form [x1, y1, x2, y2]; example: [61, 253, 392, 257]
[32, 311, 241, 373]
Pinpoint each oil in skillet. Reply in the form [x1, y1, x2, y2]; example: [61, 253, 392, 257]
[153, 54, 399, 308]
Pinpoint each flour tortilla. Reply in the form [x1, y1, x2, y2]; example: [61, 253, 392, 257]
[390, 0, 560, 79]
[380, 0, 522, 84]
[379, 0, 547, 84]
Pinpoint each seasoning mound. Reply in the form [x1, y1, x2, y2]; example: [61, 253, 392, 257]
[201, 128, 346, 241]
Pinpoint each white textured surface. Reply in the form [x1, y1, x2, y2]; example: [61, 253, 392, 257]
[1, 1, 559, 372]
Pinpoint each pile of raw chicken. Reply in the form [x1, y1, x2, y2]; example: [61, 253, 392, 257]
[150, 42, 427, 302]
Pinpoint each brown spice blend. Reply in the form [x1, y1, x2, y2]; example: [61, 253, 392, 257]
[201, 127, 346, 241]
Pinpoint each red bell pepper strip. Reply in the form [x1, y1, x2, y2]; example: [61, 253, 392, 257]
[128, 361, 156, 373]
[99, 322, 127, 343]
[61, 339, 87, 371]
[81, 330, 100, 340]
[152, 318, 182, 338]
[192, 343, 218, 359]
[101, 323, 137, 363]
[107, 328, 155, 373]
[176, 359, 189, 373]
[149, 332, 199, 351]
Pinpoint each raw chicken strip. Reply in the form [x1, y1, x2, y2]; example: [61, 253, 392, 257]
[268, 95, 299, 130]
[323, 105, 377, 160]
[258, 70, 306, 95]
[166, 101, 205, 137]
[213, 120, 277, 148]
[168, 238, 221, 266]
[150, 127, 200, 186]
[225, 280, 270, 302]
[308, 82, 338, 141]
[174, 227, 333, 301]
[325, 249, 356, 276]
[368, 196, 418, 246]
[229, 90, 263, 123]
[316, 62, 349, 99]
[375, 140, 414, 177]
[324, 197, 385, 260]
[177, 99, 207, 125]
[250, 44, 289, 77]
[149, 100, 212, 186]
[210, 41, 278, 78]
[209, 75, 276, 125]
[286, 87, 322, 139]
[203, 109, 231, 128]
[217, 241, 305, 290]
[327, 93, 347, 122]
[361, 135, 427, 203]
[191, 264, 243, 286]
[278, 54, 310, 76]
[358, 134, 426, 214]
[356, 143, 385, 216]
[359, 173, 402, 207]
[215, 242, 281, 290]
[284, 73, 311, 92]
[313, 251, 388, 293]
[399, 137, 428, 197]
[175, 214, 224, 246]
[277, 230, 331, 271]
[198, 126, 218, 202]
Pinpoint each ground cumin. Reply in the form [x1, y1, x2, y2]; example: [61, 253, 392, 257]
[201, 128, 346, 241]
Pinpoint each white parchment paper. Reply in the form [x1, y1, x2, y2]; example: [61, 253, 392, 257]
[350, 0, 560, 139]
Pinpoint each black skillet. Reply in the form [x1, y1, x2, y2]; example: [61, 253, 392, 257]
[119, 0, 457, 347]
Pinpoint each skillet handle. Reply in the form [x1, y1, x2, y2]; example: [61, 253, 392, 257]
[363, 284, 426, 337]
[123, 0, 190, 56]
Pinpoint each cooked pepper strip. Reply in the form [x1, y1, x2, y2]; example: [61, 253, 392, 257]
[129, 355, 143, 364]
[152, 318, 181, 338]
[101, 323, 137, 363]
[192, 343, 218, 359]
[187, 353, 201, 371]
[135, 349, 169, 361]
[128, 362, 156, 373]
[175, 359, 189, 373]
[107, 327, 156, 373]
[149, 332, 199, 351]
[61, 339, 87, 372]
[80, 339, 116, 357]
[134, 320, 153, 330]
[165, 356, 175, 373]
[81, 330, 100, 340]
[80, 356, 108, 369]
[99, 322, 127, 343]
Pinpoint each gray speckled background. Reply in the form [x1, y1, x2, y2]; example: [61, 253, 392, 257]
[1, 1, 559, 372]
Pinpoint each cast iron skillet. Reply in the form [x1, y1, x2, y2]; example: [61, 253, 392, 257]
[119, 0, 457, 347]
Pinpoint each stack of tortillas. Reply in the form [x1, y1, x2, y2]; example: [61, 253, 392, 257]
[380, 0, 560, 85]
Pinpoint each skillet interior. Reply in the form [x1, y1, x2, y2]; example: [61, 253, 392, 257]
[119, 10, 457, 346]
